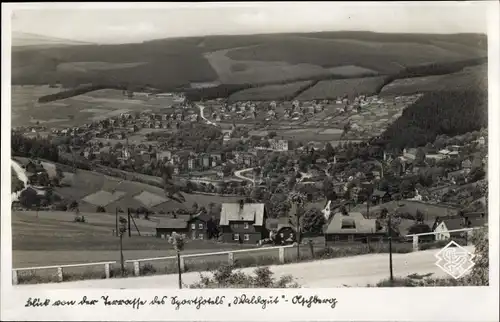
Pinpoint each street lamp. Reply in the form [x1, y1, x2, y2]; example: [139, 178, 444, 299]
[118, 216, 128, 277]
[168, 232, 185, 289]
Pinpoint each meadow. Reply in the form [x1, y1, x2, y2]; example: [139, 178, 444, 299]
[379, 63, 488, 96]
[295, 76, 387, 100]
[11, 86, 176, 128]
[226, 80, 314, 102]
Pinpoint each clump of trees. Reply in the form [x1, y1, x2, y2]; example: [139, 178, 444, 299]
[11, 132, 59, 162]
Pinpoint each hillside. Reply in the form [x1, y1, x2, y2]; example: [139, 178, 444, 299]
[12, 31, 487, 91]
[12, 31, 92, 49]
[380, 89, 487, 150]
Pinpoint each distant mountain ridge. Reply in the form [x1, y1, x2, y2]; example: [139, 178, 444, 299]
[12, 31, 487, 93]
[12, 31, 93, 48]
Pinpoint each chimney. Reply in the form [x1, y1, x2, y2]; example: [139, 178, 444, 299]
[239, 199, 244, 210]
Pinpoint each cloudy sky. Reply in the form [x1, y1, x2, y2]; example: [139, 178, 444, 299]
[10, 2, 489, 44]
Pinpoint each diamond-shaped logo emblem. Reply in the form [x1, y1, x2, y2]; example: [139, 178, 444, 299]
[435, 241, 475, 279]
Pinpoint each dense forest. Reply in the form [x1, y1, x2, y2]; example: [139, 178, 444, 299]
[380, 90, 487, 150]
[11, 132, 60, 162]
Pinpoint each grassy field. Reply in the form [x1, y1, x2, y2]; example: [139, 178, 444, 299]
[380, 63, 487, 96]
[11, 86, 176, 128]
[295, 76, 387, 100]
[227, 80, 313, 102]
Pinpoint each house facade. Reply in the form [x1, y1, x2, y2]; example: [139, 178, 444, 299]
[324, 211, 385, 245]
[219, 201, 267, 244]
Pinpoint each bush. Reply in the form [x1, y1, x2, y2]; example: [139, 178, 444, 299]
[189, 265, 300, 289]
[140, 263, 157, 276]
[96, 206, 106, 213]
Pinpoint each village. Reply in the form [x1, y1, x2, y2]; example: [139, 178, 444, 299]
[11, 89, 488, 250]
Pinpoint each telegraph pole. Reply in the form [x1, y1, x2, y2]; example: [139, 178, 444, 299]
[388, 213, 394, 285]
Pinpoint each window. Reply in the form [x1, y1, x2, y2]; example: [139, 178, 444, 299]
[233, 234, 240, 241]
[334, 236, 340, 242]
[341, 218, 356, 229]
[244, 234, 250, 241]
[191, 223, 196, 230]
[198, 234, 204, 240]
[348, 235, 354, 242]
[198, 223, 204, 229]
[233, 223, 239, 229]
[244, 222, 249, 229]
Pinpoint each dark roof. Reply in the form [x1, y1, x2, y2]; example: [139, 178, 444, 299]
[157, 218, 189, 229]
[441, 218, 464, 231]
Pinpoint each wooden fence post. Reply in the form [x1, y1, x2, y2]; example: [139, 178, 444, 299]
[279, 247, 285, 264]
[12, 270, 18, 285]
[105, 263, 111, 279]
[412, 235, 419, 252]
[133, 261, 140, 276]
[57, 267, 63, 282]
[228, 252, 234, 266]
[179, 256, 185, 272]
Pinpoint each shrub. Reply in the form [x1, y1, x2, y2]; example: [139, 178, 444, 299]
[140, 263, 157, 276]
[189, 265, 300, 288]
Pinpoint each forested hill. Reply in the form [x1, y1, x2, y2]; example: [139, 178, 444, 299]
[380, 89, 487, 150]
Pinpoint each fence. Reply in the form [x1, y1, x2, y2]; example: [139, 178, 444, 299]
[124, 245, 296, 277]
[12, 227, 486, 284]
[12, 261, 116, 285]
[405, 227, 484, 252]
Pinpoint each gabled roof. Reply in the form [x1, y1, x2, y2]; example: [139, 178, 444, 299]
[324, 212, 378, 235]
[220, 203, 265, 226]
[440, 218, 464, 231]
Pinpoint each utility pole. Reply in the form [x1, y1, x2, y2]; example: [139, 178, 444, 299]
[388, 213, 394, 285]
[128, 208, 131, 238]
[115, 208, 118, 237]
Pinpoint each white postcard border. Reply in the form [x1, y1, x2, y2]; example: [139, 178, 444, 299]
[1, 2, 499, 321]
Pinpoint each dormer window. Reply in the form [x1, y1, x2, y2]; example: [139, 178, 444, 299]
[341, 218, 356, 229]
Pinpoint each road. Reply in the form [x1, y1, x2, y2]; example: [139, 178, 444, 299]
[234, 168, 255, 183]
[15, 246, 474, 289]
[197, 104, 217, 126]
[11, 159, 29, 201]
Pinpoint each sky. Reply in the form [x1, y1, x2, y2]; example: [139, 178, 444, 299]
[10, 2, 490, 44]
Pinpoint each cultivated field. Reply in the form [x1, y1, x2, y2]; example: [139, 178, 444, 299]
[11, 86, 176, 128]
[295, 76, 387, 100]
[227, 80, 313, 102]
[380, 63, 488, 96]
[204, 48, 335, 85]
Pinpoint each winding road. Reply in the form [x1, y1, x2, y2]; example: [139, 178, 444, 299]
[15, 246, 474, 289]
[234, 168, 255, 183]
[196, 104, 217, 126]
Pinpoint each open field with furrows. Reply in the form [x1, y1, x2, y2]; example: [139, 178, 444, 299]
[380, 63, 488, 96]
[11, 86, 177, 128]
[295, 76, 387, 100]
[227, 80, 314, 102]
